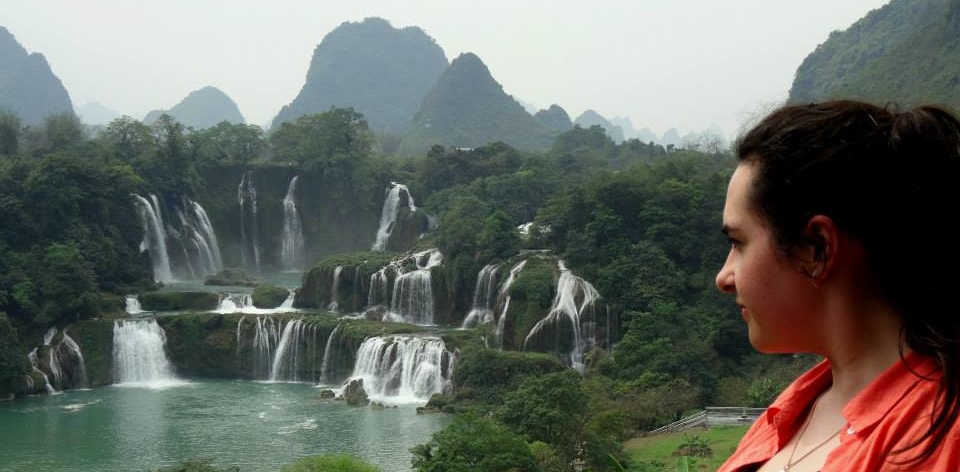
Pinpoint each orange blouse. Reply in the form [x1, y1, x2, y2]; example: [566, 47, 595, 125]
[718, 352, 960, 471]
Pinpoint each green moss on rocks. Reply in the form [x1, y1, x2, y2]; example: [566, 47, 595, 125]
[204, 268, 258, 287]
[139, 292, 220, 311]
[251, 285, 290, 308]
[502, 257, 556, 350]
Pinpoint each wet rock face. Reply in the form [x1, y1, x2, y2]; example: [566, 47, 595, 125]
[341, 378, 370, 406]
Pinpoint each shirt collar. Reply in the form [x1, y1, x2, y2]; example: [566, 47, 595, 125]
[842, 351, 939, 433]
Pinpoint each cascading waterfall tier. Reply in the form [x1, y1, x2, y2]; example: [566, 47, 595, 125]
[281, 175, 305, 271]
[328, 266, 343, 312]
[371, 182, 416, 252]
[386, 249, 442, 325]
[132, 194, 173, 283]
[495, 260, 528, 348]
[24, 327, 89, 394]
[112, 319, 182, 387]
[214, 291, 296, 315]
[461, 264, 500, 329]
[268, 318, 321, 382]
[132, 193, 223, 282]
[346, 335, 454, 404]
[236, 316, 339, 383]
[238, 171, 261, 273]
[522, 261, 601, 372]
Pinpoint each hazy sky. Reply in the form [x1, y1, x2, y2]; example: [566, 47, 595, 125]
[1, 0, 891, 139]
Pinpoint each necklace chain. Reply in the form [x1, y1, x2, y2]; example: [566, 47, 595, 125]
[780, 396, 842, 472]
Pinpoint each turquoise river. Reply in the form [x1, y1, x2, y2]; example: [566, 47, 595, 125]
[0, 380, 449, 471]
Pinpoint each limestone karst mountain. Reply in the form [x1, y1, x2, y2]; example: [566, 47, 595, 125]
[272, 17, 448, 136]
[143, 86, 245, 129]
[789, 0, 960, 110]
[534, 104, 573, 133]
[400, 52, 556, 156]
[574, 109, 625, 143]
[0, 26, 74, 125]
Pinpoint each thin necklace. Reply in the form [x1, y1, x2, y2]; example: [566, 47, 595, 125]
[779, 396, 842, 472]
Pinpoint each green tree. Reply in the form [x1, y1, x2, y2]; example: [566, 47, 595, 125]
[411, 415, 540, 472]
[0, 108, 21, 156]
[32, 242, 99, 325]
[191, 121, 265, 165]
[280, 454, 380, 472]
[0, 312, 26, 397]
[496, 370, 588, 463]
[270, 108, 372, 177]
[43, 112, 85, 153]
[100, 116, 155, 162]
[478, 209, 519, 261]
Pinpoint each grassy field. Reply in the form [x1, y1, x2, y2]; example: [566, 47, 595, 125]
[621, 425, 750, 471]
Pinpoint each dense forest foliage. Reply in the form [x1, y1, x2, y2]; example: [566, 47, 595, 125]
[789, 0, 960, 111]
[0, 106, 809, 471]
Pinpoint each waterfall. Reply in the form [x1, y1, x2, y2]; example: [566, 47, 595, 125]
[132, 194, 173, 283]
[522, 261, 601, 372]
[191, 200, 223, 269]
[173, 200, 223, 278]
[281, 176, 305, 271]
[367, 266, 393, 308]
[319, 323, 342, 385]
[238, 171, 261, 273]
[495, 260, 528, 348]
[328, 266, 343, 312]
[252, 316, 280, 379]
[125, 295, 145, 315]
[461, 264, 499, 329]
[112, 319, 181, 387]
[268, 319, 321, 382]
[388, 249, 442, 324]
[371, 182, 416, 252]
[214, 292, 297, 315]
[346, 335, 453, 404]
[27, 348, 56, 394]
[60, 330, 88, 389]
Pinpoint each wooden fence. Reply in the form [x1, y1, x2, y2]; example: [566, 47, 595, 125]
[647, 407, 766, 435]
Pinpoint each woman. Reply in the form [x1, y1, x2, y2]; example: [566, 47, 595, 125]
[715, 100, 960, 471]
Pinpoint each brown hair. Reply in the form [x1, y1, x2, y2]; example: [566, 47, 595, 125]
[736, 100, 960, 464]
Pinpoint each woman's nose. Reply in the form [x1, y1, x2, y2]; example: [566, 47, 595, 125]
[715, 255, 735, 293]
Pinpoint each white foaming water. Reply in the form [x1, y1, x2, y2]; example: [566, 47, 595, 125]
[386, 249, 442, 325]
[280, 176, 305, 271]
[495, 259, 527, 348]
[238, 171, 261, 273]
[461, 264, 499, 329]
[132, 194, 174, 283]
[522, 260, 601, 372]
[112, 319, 186, 389]
[214, 291, 297, 315]
[124, 295, 148, 315]
[371, 182, 416, 252]
[345, 335, 453, 405]
[328, 266, 343, 312]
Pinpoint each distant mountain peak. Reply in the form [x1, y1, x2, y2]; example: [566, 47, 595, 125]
[272, 17, 448, 134]
[0, 25, 74, 125]
[144, 85, 244, 129]
[399, 51, 555, 155]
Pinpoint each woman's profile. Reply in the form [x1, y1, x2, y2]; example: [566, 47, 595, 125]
[715, 100, 960, 471]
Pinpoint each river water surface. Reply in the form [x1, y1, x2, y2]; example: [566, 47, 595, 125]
[0, 380, 449, 471]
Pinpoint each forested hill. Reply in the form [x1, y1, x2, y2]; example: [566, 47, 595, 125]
[271, 17, 448, 135]
[143, 86, 246, 129]
[400, 52, 556, 156]
[789, 0, 960, 110]
[0, 26, 74, 125]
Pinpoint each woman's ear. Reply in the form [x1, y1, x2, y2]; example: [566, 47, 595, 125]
[801, 215, 839, 280]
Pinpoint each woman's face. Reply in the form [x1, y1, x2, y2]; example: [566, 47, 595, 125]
[715, 163, 819, 353]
